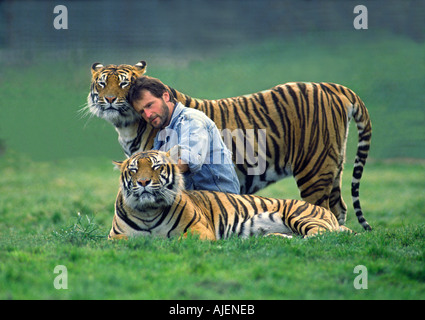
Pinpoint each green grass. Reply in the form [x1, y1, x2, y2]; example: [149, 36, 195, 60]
[1, 151, 424, 299]
[2, 226, 425, 300]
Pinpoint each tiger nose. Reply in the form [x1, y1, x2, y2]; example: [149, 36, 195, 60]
[105, 96, 117, 104]
[137, 178, 151, 187]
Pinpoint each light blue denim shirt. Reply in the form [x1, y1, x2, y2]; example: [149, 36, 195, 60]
[152, 102, 240, 194]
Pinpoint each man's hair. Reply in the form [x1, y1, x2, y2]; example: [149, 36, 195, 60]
[128, 76, 176, 105]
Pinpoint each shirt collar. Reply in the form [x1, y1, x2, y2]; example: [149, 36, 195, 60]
[165, 102, 185, 129]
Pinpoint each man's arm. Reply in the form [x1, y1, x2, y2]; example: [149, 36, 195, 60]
[177, 116, 209, 174]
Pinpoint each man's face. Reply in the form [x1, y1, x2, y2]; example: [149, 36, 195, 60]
[132, 90, 171, 129]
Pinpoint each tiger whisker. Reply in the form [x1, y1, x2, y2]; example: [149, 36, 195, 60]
[76, 103, 97, 128]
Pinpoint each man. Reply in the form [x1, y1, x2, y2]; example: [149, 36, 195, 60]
[128, 76, 240, 194]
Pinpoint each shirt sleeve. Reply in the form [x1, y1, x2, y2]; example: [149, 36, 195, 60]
[176, 115, 209, 174]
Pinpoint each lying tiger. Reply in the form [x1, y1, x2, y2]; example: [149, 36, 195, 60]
[109, 149, 352, 240]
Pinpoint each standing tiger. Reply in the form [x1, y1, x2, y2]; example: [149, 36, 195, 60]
[109, 150, 352, 240]
[86, 61, 372, 230]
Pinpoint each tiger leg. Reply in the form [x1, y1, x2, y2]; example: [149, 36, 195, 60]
[295, 155, 348, 225]
[329, 168, 348, 226]
[295, 167, 334, 211]
[303, 222, 347, 237]
[304, 225, 354, 238]
[303, 226, 327, 238]
[181, 226, 217, 241]
[265, 232, 293, 239]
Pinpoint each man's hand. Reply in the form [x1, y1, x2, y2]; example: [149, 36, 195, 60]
[177, 158, 189, 173]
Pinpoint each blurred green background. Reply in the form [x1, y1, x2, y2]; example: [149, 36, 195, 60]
[0, 0, 424, 162]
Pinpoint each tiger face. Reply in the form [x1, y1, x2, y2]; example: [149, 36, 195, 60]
[87, 61, 147, 126]
[113, 150, 184, 210]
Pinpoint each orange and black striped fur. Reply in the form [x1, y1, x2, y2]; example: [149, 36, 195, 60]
[87, 61, 372, 230]
[109, 150, 352, 240]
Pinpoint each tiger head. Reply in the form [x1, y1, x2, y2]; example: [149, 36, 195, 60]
[87, 61, 147, 126]
[113, 149, 184, 210]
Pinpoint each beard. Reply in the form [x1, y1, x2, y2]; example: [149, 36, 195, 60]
[148, 99, 170, 129]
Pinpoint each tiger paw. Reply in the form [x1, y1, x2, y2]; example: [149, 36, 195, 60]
[108, 234, 129, 241]
[265, 232, 293, 239]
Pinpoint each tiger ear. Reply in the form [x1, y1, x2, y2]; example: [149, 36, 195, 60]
[112, 160, 124, 171]
[134, 60, 147, 75]
[91, 62, 104, 74]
